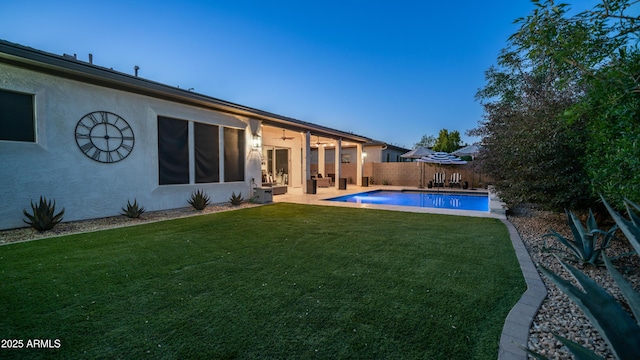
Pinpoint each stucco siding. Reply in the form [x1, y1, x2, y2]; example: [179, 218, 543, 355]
[0, 63, 255, 230]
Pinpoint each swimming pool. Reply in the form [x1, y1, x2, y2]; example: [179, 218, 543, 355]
[325, 190, 489, 212]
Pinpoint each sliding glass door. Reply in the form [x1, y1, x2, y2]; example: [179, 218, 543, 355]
[265, 147, 290, 185]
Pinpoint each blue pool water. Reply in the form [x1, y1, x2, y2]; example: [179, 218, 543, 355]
[325, 190, 489, 212]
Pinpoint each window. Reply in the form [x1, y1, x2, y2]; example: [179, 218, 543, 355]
[0, 89, 35, 142]
[194, 122, 219, 183]
[224, 127, 245, 182]
[158, 117, 243, 185]
[158, 117, 189, 185]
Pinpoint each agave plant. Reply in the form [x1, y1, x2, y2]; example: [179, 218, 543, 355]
[120, 199, 146, 219]
[531, 197, 640, 360]
[188, 189, 210, 210]
[604, 197, 640, 256]
[23, 196, 65, 232]
[544, 209, 617, 266]
[229, 192, 244, 206]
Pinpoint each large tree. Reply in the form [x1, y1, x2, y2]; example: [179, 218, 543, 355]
[432, 129, 462, 153]
[413, 130, 462, 152]
[470, 66, 590, 210]
[516, 0, 640, 207]
[471, 0, 639, 210]
[470, 1, 591, 210]
[413, 134, 436, 149]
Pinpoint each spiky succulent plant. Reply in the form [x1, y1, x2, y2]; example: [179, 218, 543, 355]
[544, 209, 617, 266]
[188, 189, 211, 210]
[229, 192, 244, 206]
[531, 197, 640, 359]
[121, 199, 146, 219]
[23, 196, 65, 232]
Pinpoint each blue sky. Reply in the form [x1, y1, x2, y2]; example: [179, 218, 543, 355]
[0, 1, 595, 148]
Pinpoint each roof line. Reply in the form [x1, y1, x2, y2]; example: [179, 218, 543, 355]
[0, 39, 372, 143]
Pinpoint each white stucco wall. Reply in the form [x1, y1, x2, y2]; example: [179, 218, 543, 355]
[364, 146, 384, 163]
[260, 127, 306, 189]
[0, 63, 257, 230]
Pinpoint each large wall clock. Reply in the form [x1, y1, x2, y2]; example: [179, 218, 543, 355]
[74, 111, 135, 163]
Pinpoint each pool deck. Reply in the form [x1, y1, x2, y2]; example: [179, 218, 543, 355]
[271, 185, 544, 360]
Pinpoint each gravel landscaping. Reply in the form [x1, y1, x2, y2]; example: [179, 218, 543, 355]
[0, 203, 259, 245]
[509, 204, 639, 359]
[2, 202, 638, 359]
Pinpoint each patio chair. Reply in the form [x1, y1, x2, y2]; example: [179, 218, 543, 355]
[433, 173, 446, 187]
[315, 174, 331, 187]
[317, 177, 332, 187]
[449, 173, 462, 188]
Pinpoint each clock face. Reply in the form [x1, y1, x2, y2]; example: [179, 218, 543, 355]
[75, 111, 135, 163]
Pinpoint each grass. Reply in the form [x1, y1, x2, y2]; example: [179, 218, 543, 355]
[0, 203, 525, 359]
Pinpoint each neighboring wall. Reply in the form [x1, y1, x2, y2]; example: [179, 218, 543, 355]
[0, 63, 256, 230]
[381, 147, 406, 163]
[367, 162, 487, 188]
[363, 144, 408, 163]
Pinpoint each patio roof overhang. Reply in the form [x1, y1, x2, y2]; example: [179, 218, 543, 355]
[0, 40, 371, 144]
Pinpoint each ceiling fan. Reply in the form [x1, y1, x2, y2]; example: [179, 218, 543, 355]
[274, 130, 295, 141]
[313, 136, 329, 147]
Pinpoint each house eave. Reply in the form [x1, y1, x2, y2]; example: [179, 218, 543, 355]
[0, 40, 371, 143]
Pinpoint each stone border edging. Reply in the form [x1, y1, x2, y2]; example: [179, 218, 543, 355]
[498, 219, 548, 360]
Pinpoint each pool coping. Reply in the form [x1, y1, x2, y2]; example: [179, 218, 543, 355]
[274, 185, 506, 219]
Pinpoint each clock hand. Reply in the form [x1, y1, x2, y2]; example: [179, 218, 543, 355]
[103, 123, 111, 152]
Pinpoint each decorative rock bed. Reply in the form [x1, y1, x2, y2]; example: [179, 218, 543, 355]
[508, 205, 639, 359]
[0, 203, 258, 245]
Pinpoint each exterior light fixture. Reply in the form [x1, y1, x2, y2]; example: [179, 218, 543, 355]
[252, 134, 262, 149]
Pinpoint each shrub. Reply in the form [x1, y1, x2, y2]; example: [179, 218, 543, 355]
[229, 192, 244, 206]
[23, 196, 65, 232]
[121, 199, 146, 219]
[532, 197, 640, 359]
[188, 189, 210, 211]
[544, 209, 617, 266]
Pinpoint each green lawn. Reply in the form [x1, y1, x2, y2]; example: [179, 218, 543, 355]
[0, 203, 525, 359]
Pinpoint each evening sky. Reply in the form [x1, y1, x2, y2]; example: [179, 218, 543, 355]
[0, 0, 598, 148]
